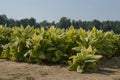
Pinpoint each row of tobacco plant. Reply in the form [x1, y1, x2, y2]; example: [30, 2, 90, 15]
[0, 25, 120, 73]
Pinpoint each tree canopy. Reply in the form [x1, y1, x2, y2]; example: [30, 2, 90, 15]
[0, 14, 120, 34]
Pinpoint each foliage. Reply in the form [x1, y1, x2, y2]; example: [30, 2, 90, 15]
[68, 46, 102, 73]
[0, 26, 12, 55]
[0, 25, 120, 73]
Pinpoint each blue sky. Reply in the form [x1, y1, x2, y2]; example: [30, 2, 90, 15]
[0, 0, 120, 22]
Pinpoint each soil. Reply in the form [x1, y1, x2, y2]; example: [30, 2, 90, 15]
[0, 57, 120, 80]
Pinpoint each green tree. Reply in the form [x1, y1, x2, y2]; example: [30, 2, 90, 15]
[15, 20, 21, 27]
[28, 17, 36, 26]
[93, 20, 101, 30]
[40, 20, 50, 27]
[57, 17, 71, 28]
[0, 15, 7, 25]
[7, 19, 15, 27]
[20, 18, 29, 27]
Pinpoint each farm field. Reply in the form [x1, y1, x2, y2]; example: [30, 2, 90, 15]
[0, 0, 120, 80]
[0, 57, 120, 80]
[0, 25, 120, 80]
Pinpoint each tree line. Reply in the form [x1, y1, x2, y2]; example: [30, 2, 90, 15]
[0, 14, 120, 33]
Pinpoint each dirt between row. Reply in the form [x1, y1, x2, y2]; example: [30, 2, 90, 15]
[0, 57, 120, 80]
